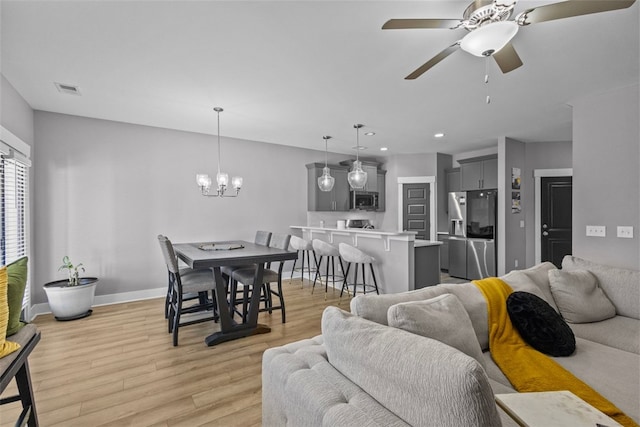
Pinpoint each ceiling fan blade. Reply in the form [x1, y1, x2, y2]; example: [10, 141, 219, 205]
[382, 19, 462, 30]
[493, 42, 523, 73]
[405, 43, 460, 80]
[517, 0, 636, 25]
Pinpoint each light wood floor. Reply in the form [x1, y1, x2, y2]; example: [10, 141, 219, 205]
[1, 278, 347, 427]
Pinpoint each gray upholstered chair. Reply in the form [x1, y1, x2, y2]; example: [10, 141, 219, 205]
[289, 235, 317, 287]
[338, 242, 379, 298]
[224, 230, 272, 318]
[311, 239, 345, 299]
[157, 235, 218, 346]
[232, 233, 291, 323]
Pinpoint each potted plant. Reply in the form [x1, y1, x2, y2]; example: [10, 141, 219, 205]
[43, 256, 98, 321]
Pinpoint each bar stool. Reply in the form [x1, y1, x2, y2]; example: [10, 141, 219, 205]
[311, 239, 345, 299]
[289, 235, 317, 288]
[338, 243, 379, 299]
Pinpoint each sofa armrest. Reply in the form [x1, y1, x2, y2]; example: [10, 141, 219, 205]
[262, 336, 409, 427]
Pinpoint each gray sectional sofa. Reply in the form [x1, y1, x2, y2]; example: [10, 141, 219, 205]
[262, 256, 640, 426]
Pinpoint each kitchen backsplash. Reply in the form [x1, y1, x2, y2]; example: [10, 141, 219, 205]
[307, 211, 385, 229]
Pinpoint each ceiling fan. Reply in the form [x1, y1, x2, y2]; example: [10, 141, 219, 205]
[383, 0, 637, 79]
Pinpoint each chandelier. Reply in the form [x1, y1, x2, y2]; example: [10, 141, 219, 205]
[318, 135, 335, 192]
[196, 107, 243, 197]
[347, 124, 367, 189]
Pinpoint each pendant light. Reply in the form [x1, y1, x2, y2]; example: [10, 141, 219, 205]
[318, 135, 335, 192]
[196, 107, 243, 197]
[347, 124, 368, 189]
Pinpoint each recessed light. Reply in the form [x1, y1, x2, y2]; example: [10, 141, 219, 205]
[434, 132, 445, 138]
[380, 147, 388, 151]
[364, 132, 376, 136]
[351, 146, 367, 150]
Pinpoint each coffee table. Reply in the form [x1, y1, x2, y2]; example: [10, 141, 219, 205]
[495, 391, 622, 427]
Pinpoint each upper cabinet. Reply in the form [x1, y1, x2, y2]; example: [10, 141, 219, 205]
[446, 168, 461, 193]
[460, 157, 497, 190]
[306, 163, 350, 211]
[307, 162, 386, 211]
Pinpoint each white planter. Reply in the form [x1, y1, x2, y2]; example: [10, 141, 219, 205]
[43, 278, 98, 320]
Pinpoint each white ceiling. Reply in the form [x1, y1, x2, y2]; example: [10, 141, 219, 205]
[1, 0, 638, 156]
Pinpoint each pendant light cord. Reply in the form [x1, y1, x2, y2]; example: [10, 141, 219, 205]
[216, 109, 221, 175]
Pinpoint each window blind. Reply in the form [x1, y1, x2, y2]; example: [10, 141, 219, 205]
[1, 156, 29, 311]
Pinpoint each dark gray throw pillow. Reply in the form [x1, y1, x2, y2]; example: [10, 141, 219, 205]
[506, 291, 576, 357]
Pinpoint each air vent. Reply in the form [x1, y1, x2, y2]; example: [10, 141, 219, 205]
[54, 82, 81, 95]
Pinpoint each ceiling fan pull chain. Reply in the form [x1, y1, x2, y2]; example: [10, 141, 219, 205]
[485, 57, 491, 104]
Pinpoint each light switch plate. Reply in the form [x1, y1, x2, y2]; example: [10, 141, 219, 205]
[617, 226, 634, 239]
[586, 225, 606, 237]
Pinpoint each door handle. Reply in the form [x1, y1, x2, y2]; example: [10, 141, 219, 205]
[542, 224, 548, 229]
[542, 231, 549, 236]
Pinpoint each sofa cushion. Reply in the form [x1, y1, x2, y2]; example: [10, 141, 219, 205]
[569, 315, 640, 354]
[548, 269, 616, 323]
[6, 256, 28, 336]
[482, 338, 640, 424]
[502, 263, 558, 312]
[322, 306, 501, 427]
[0, 267, 21, 358]
[352, 282, 492, 350]
[562, 256, 640, 320]
[506, 291, 575, 357]
[387, 294, 486, 369]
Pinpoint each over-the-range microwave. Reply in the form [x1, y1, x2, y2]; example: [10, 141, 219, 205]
[350, 191, 379, 210]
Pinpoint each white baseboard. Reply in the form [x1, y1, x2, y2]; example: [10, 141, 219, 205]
[29, 271, 308, 320]
[30, 287, 166, 320]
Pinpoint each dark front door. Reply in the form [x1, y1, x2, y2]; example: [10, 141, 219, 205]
[403, 183, 429, 240]
[541, 176, 572, 268]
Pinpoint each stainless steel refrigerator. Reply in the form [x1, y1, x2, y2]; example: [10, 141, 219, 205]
[448, 191, 497, 280]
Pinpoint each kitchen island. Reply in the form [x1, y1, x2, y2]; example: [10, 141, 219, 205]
[290, 226, 442, 294]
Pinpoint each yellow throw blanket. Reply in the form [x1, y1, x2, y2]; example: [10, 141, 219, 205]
[474, 277, 638, 427]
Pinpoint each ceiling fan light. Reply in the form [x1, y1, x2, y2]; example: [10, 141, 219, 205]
[460, 21, 519, 57]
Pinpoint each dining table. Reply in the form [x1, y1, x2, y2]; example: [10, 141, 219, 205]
[173, 240, 298, 346]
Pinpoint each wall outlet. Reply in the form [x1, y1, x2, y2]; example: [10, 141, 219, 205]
[514, 259, 519, 268]
[617, 226, 634, 239]
[586, 225, 606, 237]
[519, 220, 525, 228]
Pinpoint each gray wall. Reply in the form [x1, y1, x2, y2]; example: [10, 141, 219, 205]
[436, 153, 452, 233]
[498, 137, 527, 275]
[32, 111, 331, 304]
[378, 153, 439, 232]
[571, 84, 639, 270]
[1, 74, 34, 145]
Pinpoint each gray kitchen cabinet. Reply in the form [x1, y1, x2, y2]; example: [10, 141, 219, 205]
[376, 171, 386, 212]
[438, 234, 449, 270]
[363, 164, 378, 192]
[306, 163, 349, 211]
[446, 168, 461, 193]
[460, 157, 497, 190]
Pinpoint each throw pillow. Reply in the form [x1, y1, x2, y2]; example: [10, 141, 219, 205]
[548, 269, 616, 323]
[506, 291, 575, 357]
[0, 266, 21, 358]
[6, 256, 28, 336]
[387, 294, 486, 369]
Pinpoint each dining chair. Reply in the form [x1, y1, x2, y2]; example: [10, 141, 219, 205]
[157, 235, 218, 346]
[223, 230, 272, 318]
[231, 233, 291, 323]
